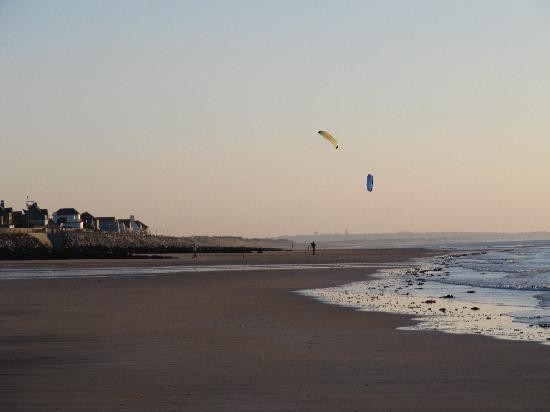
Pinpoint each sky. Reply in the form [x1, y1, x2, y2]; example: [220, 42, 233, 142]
[1, 0, 549, 237]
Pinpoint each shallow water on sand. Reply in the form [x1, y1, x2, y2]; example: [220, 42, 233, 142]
[0, 262, 410, 280]
[300, 243, 550, 346]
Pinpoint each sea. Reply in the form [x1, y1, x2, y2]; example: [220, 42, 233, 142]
[300, 240, 550, 346]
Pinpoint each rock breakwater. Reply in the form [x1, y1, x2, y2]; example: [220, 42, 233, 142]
[0, 233, 50, 259]
[0, 231, 286, 259]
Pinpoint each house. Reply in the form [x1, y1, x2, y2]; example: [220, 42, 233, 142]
[118, 215, 149, 234]
[0, 200, 14, 228]
[53, 208, 83, 229]
[23, 201, 48, 227]
[81, 212, 98, 230]
[0, 200, 13, 227]
[97, 217, 120, 233]
[134, 219, 149, 234]
[12, 211, 24, 228]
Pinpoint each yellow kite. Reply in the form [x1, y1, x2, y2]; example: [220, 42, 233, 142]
[318, 131, 339, 149]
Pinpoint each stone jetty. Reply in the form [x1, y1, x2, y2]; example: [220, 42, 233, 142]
[0, 231, 288, 259]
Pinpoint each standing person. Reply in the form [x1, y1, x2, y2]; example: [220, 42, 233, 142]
[310, 241, 316, 256]
[192, 243, 198, 259]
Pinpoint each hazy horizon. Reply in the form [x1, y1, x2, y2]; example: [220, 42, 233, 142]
[2, 1, 549, 237]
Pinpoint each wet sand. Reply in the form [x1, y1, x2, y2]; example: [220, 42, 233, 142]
[1, 249, 549, 411]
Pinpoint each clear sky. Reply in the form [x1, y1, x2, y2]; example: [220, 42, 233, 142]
[1, 0, 549, 237]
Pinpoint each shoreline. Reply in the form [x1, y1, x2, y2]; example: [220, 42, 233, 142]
[1, 249, 549, 410]
[299, 249, 550, 346]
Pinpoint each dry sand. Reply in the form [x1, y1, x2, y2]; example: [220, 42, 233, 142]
[0, 249, 549, 411]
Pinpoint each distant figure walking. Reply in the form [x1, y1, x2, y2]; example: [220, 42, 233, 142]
[310, 241, 316, 256]
[192, 243, 198, 259]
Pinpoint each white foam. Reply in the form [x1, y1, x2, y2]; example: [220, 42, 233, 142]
[298, 265, 550, 346]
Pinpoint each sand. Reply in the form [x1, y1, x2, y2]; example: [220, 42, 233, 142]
[0, 249, 549, 411]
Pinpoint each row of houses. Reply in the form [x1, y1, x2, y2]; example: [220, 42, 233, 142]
[0, 199, 148, 233]
[0, 200, 48, 228]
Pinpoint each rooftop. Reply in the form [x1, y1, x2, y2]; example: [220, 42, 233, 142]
[55, 208, 79, 215]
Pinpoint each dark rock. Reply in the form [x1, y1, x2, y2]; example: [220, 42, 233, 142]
[440, 294, 454, 298]
[0, 233, 51, 259]
[471, 307, 480, 311]
[0, 231, 283, 260]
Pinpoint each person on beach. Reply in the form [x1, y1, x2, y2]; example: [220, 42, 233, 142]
[310, 241, 316, 255]
[192, 243, 198, 259]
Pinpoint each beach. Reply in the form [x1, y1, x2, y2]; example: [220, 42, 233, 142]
[1, 249, 549, 411]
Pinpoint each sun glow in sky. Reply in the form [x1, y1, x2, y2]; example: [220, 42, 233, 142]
[1, 0, 549, 236]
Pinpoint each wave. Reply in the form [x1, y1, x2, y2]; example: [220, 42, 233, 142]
[438, 278, 550, 292]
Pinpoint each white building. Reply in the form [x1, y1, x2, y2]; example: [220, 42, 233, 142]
[53, 208, 84, 229]
[118, 215, 149, 233]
